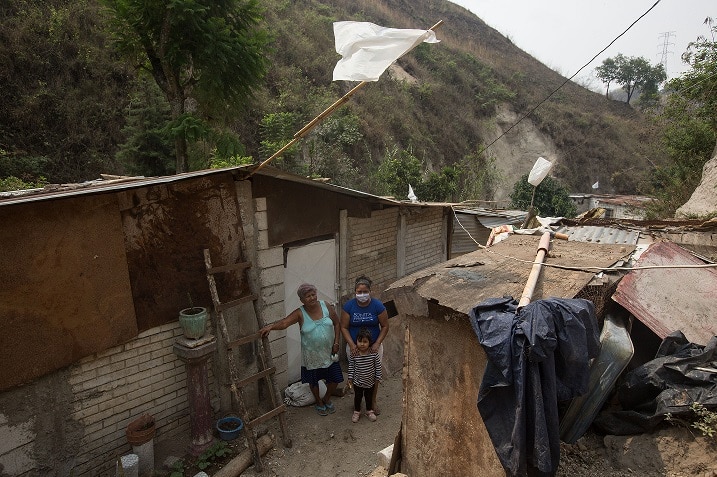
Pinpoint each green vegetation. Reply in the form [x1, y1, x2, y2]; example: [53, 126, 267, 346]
[595, 54, 667, 105]
[666, 402, 717, 439]
[642, 20, 717, 218]
[1, 0, 671, 198]
[510, 174, 577, 218]
[103, 0, 269, 173]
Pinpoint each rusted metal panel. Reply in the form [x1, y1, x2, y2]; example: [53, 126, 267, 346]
[612, 241, 717, 345]
[0, 195, 137, 391]
[387, 234, 635, 316]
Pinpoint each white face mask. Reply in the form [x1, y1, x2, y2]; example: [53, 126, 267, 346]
[355, 292, 370, 303]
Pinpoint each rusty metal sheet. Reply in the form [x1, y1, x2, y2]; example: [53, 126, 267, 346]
[386, 234, 634, 316]
[612, 241, 717, 345]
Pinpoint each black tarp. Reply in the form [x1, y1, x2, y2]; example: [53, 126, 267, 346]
[469, 297, 600, 477]
[594, 330, 717, 435]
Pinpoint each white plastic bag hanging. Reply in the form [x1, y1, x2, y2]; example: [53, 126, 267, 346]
[527, 157, 553, 186]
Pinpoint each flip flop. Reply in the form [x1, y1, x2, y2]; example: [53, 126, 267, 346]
[325, 402, 336, 414]
[315, 405, 329, 416]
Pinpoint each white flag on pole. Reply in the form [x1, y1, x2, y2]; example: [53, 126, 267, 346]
[407, 184, 418, 203]
[527, 157, 553, 186]
[332, 21, 439, 82]
[592, 181, 599, 189]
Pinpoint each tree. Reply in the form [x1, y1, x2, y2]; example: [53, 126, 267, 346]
[642, 21, 717, 218]
[104, 0, 269, 173]
[510, 174, 577, 218]
[594, 57, 619, 98]
[595, 54, 666, 104]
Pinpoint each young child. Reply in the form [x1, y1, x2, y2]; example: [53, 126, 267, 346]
[347, 327, 382, 422]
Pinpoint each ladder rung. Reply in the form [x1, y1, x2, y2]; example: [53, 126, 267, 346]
[216, 294, 257, 312]
[249, 404, 287, 427]
[235, 367, 276, 388]
[207, 261, 252, 275]
[227, 331, 263, 348]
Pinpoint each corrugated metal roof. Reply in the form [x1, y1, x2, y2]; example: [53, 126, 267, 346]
[0, 165, 436, 208]
[556, 225, 640, 245]
[612, 241, 717, 345]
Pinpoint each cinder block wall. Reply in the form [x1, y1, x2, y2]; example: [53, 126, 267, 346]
[405, 207, 446, 275]
[68, 323, 218, 476]
[250, 195, 289, 390]
[347, 208, 400, 287]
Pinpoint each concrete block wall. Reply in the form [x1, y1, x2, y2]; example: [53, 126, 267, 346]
[347, 208, 400, 288]
[68, 322, 218, 476]
[251, 196, 289, 390]
[404, 208, 446, 275]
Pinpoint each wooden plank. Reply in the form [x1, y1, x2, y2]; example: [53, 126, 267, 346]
[227, 331, 263, 349]
[235, 367, 276, 388]
[216, 294, 257, 312]
[206, 261, 252, 275]
[249, 405, 287, 427]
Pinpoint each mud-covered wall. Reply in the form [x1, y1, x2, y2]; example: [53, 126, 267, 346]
[119, 173, 246, 331]
[0, 194, 137, 391]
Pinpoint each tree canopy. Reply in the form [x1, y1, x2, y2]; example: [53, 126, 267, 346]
[595, 54, 666, 104]
[103, 0, 269, 173]
[642, 20, 717, 218]
[510, 174, 577, 218]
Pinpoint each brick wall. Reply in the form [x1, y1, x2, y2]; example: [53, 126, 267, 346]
[347, 208, 400, 288]
[405, 207, 446, 275]
[68, 322, 218, 476]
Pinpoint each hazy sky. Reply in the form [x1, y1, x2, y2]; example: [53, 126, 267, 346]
[449, 0, 714, 88]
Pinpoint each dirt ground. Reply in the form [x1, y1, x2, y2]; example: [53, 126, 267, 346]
[157, 370, 717, 477]
[242, 371, 404, 477]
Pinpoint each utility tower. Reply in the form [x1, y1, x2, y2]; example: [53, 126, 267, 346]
[657, 31, 676, 74]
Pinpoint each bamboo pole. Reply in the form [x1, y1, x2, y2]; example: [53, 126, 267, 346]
[518, 231, 552, 308]
[247, 20, 444, 178]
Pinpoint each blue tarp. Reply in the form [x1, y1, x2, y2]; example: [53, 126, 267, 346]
[469, 297, 600, 477]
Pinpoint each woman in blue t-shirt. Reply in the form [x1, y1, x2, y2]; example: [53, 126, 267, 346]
[341, 275, 389, 413]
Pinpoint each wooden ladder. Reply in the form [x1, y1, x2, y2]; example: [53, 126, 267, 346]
[203, 248, 292, 471]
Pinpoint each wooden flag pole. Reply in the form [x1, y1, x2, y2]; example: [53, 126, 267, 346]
[247, 20, 444, 178]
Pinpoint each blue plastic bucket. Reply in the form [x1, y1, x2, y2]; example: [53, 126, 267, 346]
[216, 417, 244, 441]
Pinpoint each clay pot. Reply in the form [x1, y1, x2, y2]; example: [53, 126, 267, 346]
[178, 307, 208, 339]
[126, 414, 156, 446]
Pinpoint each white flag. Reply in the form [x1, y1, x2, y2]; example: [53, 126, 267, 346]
[332, 21, 439, 82]
[527, 157, 553, 186]
[407, 184, 418, 203]
[592, 181, 599, 189]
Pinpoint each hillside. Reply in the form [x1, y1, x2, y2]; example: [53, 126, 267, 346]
[0, 0, 666, 200]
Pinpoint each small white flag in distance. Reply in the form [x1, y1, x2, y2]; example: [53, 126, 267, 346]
[592, 181, 599, 189]
[332, 21, 439, 82]
[408, 184, 418, 203]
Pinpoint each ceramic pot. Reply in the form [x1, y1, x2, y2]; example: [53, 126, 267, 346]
[178, 306, 208, 339]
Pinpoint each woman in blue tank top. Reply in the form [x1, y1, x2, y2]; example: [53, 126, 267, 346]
[260, 283, 343, 416]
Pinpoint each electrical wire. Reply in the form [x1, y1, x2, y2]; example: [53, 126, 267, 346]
[475, 0, 663, 158]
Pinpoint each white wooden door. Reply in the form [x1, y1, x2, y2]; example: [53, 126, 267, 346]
[284, 239, 337, 384]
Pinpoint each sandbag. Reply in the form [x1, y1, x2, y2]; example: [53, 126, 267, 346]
[283, 380, 327, 407]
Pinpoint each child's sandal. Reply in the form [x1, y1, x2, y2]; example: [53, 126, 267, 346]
[351, 411, 361, 423]
[366, 410, 377, 422]
[315, 405, 329, 416]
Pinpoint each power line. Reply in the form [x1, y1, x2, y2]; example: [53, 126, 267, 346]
[475, 0, 663, 158]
